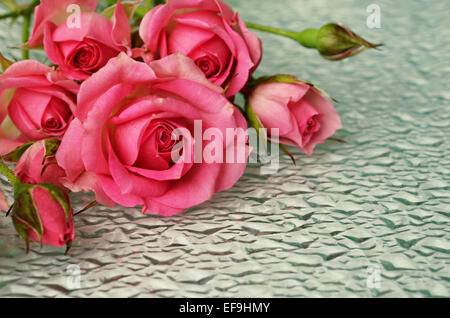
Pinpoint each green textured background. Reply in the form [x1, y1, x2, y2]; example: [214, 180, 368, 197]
[0, 0, 449, 297]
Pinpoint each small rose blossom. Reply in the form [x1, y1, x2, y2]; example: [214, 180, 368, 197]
[42, 1, 131, 81]
[15, 140, 66, 186]
[56, 53, 249, 216]
[248, 76, 342, 155]
[139, 0, 262, 97]
[12, 184, 74, 249]
[0, 60, 78, 155]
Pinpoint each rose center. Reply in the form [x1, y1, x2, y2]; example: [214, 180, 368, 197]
[195, 57, 219, 78]
[156, 126, 176, 151]
[68, 40, 101, 71]
[41, 97, 73, 135]
[306, 116, 321, 134]
[45, 118, 61, 130]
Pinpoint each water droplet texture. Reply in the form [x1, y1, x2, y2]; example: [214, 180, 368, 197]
[0, 0, 449, 297]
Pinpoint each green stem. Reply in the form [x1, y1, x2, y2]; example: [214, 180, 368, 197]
[296, 29, 320, 49]
[0, 11, 17, 20]
[22, 13, 31, 60]
[0, 160, 20, 188]
[245, 22, 319, 49]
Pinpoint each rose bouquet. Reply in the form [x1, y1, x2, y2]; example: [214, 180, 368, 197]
[0, 0, 380, 253]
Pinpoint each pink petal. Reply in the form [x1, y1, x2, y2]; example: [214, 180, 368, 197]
[107, 137, 170, 198]
[56, 118, 86, 181]
[29, 0, 98, 47]
[30, 186, 74, 248]
[97, 175, 143, 208]
[44, 22, 64, 65]
[301, 88, 342, 155]
[167, 23, 215, 55]
[51, 13, 121, 52]
[76, 53, 156, 121]
[149, 53, 223, 93]
[15, 141, 66, 185]
[112, 0, 131, 49]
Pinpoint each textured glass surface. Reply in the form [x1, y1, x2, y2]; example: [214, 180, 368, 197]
[0, 0, 449, 297]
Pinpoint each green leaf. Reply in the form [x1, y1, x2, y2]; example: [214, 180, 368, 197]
[245, 101, 268, 151]
[0, 51, 14, 72]
[12, 218, 31, 253]
[12, 185, 43, 243]
[102, 0, 144, 20]
[1, 142, 33, 163]
[43, 139, 61, 162]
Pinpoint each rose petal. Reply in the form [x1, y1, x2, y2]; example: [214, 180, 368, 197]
[112, 0, 131, 48]
[56, 118, 86, 181]
[29, 0, 98, 47]
[77, 53, 156, 121]
[301, 88, 342, 155]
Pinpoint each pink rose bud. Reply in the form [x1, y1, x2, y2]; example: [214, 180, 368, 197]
[139, 0, 262, 97]
[316, 23, 382, 61]
[0, 60, 78, 154]
[40, 0, 131, 80]
[11, 183, 74, 251]
[247, 75, 342, 156]
[15, 139, 66, 186]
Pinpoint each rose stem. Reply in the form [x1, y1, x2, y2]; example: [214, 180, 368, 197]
[21, 12, 31, 59]
[0, 160, 20, 188]
[245, 22, 319, 49]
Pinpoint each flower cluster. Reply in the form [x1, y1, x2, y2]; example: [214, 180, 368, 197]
[0, 0, 379, 252]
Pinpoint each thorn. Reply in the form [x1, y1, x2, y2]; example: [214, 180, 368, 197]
[6, 203, 14, 217]
[25, 239, 30, 254]
[65, 240, 72, 255]
[329, 137, 346, 143]
[280, 144, 296, 166]
[373, 43, 384, 51]
[74, 201, 98, 216]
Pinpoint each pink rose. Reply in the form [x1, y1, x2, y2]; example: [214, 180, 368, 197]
[28, 0, 98, 47]
[15, 140, 66, 186]
[248, 76, 342, 155]
[0, 60, 78, 155]
[57, 53, 249, 216]
[139, 0, 262, 97]
[43, 1, 131, 80]
[12, 184, 74, 249]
